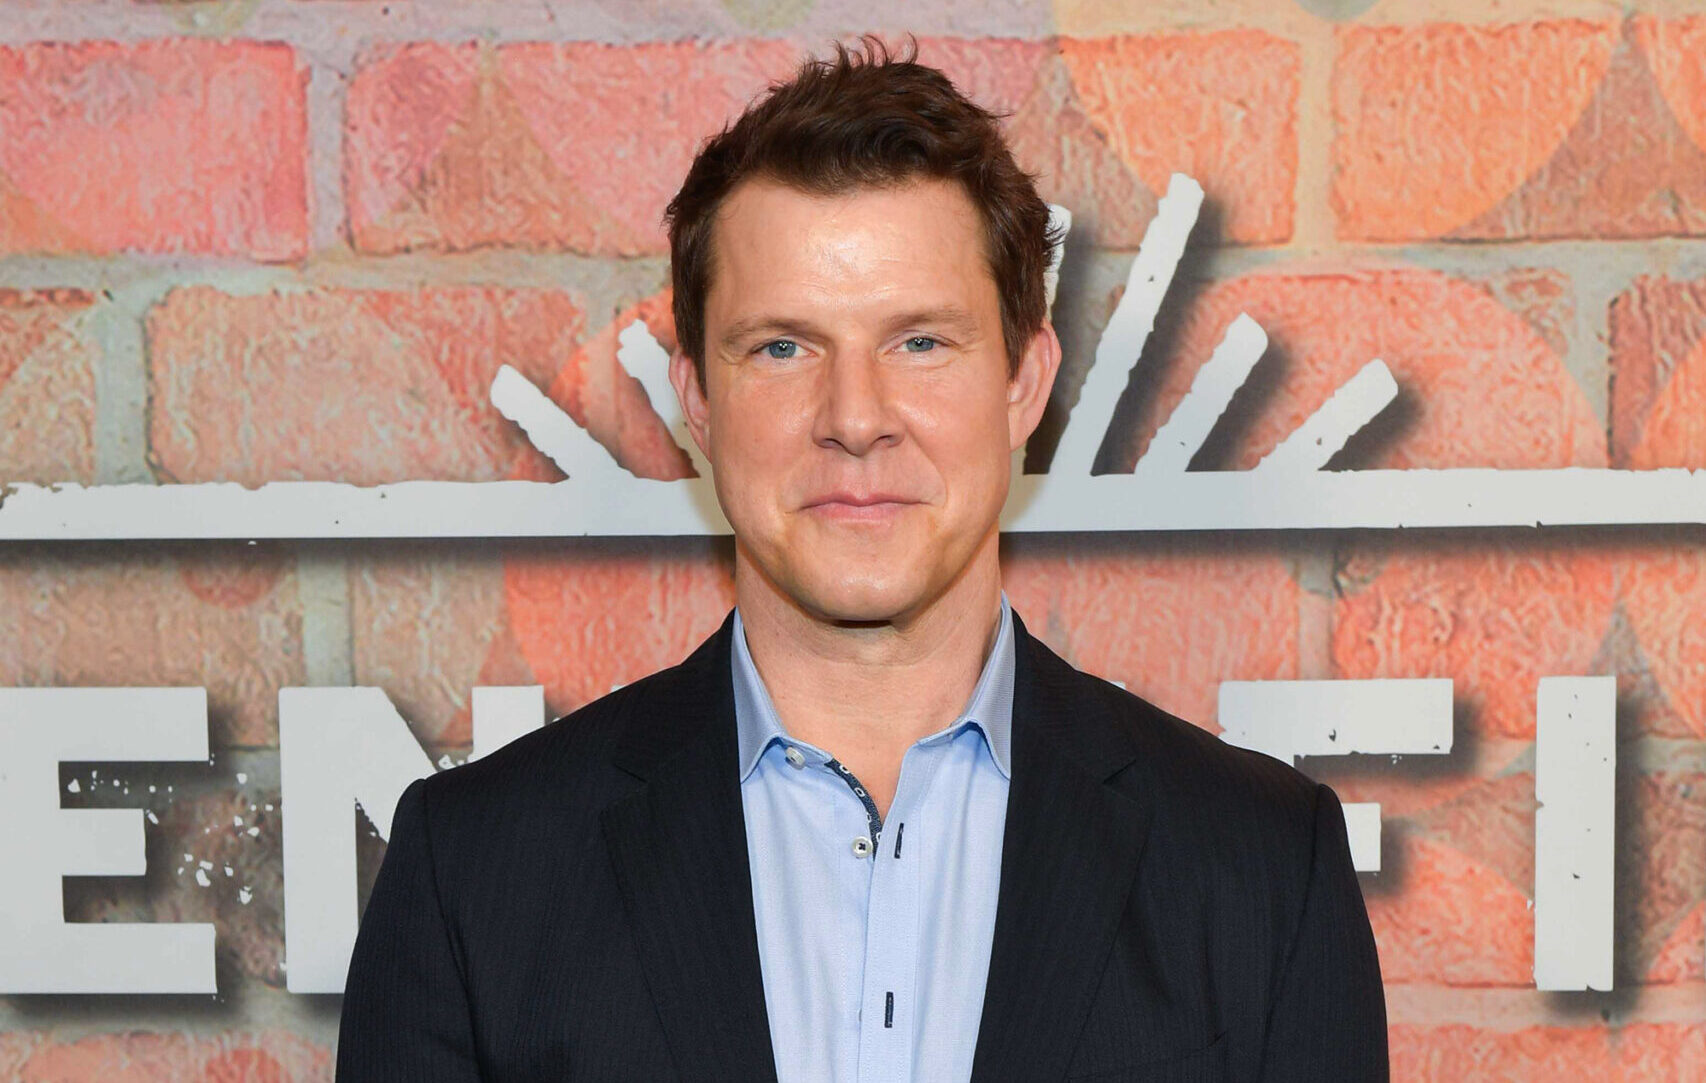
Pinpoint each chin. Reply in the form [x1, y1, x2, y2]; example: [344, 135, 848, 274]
[791, 569, 936, 625]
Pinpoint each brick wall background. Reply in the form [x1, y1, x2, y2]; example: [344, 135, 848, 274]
[2, 0, 1704, 1078]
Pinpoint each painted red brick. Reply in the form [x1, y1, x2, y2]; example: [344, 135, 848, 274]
[1479, 268, 1575, 362]
[1058, 30, 1299, 245]
[1611, 277, 1706, 469]
[349, 544, 532, 747]
[1106, 268, 1605, 473]
[0, 542, 305, 747]
[345, 40, 797, 255]
[1355, 772, 1544, 989]
[507, 290, 692, 486]
[1329, 20, 1706, 241]
[0, 288, 98, 485]
[919, 38, 1155, 249]
[1455, 18, 1706, 239]
[146, 286, 586, 486]
[1616, 1024, 1706, 1079]
[1625, 772, 1706, 982]
[1391, 1023, 1706, 1081]
[1366, 835, 1533, 985]
[1123, 268, 1617, 741]
[1606, 279, 1706, 737]
[1351, 723, 1700, 989]
[16, 1031, 329, 1083]
[487, 291, 730, 719]
[1648, 902, 1705, 984]
[1000, 535, 1297, 731]
[503, 537, 735, 717]
[1616, 544, 1706, 739]
[1333, 540, 1615, 741]
[1407, 772, 1536, 909]
[1390, 1024, 1612, 1080]
[1320, 743, 1527, 824]
[0, 1032, 38, 1079]
[0, 40, 308, 260]
[1637, 14, 1706, 163]
[1097, 265, 1612, 735]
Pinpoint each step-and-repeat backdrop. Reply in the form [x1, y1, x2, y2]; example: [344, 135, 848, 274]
[2, 1, 1704, 1078]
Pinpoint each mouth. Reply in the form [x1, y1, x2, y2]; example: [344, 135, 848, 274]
[801, 493, 920, 521]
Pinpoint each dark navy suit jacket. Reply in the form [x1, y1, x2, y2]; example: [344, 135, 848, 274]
[337, 608, 1388, 1081]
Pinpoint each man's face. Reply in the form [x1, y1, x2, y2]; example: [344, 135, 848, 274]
[670, 176, 1059, 625]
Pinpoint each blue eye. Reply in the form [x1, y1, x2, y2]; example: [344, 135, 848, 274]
[902, 336, 938, 352]
[762, 340, 798, 360]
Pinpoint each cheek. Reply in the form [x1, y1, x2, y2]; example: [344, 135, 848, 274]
[709, 392, 798, 513]
[911, 381, 1014, 462]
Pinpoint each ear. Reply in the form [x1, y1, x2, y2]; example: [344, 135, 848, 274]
[669, 346, 713, 459]
[1006, 320, 1062, 452]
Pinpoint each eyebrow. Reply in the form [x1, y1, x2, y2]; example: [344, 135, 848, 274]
[884, 306, 981, 337]
[718, 316, 820, 350]
[717, 306, 983, 350]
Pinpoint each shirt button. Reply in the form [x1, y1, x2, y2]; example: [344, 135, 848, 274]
[851, 836, 873, 858]
[784, 746, 805, 769]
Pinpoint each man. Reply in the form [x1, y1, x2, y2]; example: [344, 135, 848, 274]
[337, 38, 1387, 1082]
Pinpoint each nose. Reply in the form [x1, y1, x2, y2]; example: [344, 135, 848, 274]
[812, 348, 901, 457]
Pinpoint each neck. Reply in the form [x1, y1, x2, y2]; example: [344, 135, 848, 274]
[734, 533, 1004, 816]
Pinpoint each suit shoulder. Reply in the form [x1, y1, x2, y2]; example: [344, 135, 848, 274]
[1073, 664, 1326, 852]
[413, 658, 696, 820]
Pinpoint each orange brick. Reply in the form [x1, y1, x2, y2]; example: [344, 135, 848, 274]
[481, 289, 735, 718]
[1327, 19, 1706, 241]
[345, 40, 798, 256]
[1135, 268, 1616, 742]
[1058, 30, 1299, 245]
[0, 1032, 39, 1079]
[1393, 1023, 1706, 1081]
[0, 40, 307, 260]
[1351, 728, 1700, 991]
[1367, 835, 1534, 985]
[1648, 902, 1704, 984]
[0, 288, 98, 485]
[1322, 759, 1520, 825]
[1479, 268, 1575, 362]
[1616, 1024, 1706, 1080]
[17, 1031, 329, 1083]
[1624, 772, 1706, 983]
[1358, 772, 1549, 989]
[507, 290, 693, 486]
[999, 535, 1297, 730]
[1332, 540, 1615, 740]
[1406, 772, 1536, 907]
[1638, 14, 1706, 168]
[1390, 1025, 1612, 1081]
[504, 538, 735, 717]
[1466, 18, 1706, 240]
[1610, 276, 1706, 469]
[349, 545, 530, 747]
[920, 37, 1159, 248]
[1104, 267, 1605, 474]
[146, 286, 586, 486]
[0, 542, 305, 747]
[1616, 543, 1706, 738]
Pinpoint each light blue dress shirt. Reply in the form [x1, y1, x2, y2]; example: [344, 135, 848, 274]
[731, 595, 1016, 1083]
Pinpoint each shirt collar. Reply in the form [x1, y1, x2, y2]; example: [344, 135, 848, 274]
[731, 593, 1017, 782]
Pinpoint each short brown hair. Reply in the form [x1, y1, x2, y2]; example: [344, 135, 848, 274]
[664, 36, 1059, 385]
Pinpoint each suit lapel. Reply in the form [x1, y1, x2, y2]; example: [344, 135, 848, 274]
[601, 614, 779, 1083]
[971, 612, 1154, 1083]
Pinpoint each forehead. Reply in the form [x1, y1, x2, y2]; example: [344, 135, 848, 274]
[704, 176, 998, 321]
